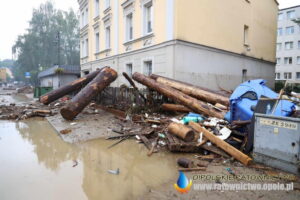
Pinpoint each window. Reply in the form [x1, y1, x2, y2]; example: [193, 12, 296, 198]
[244, 25, 249, 45]
[285, 41, 293, 50]
[81, 40, 85, 57]
[284, 72, 292, 79]
[287, 10, 295, 19]
[105, 0, 110, 10]
[143, 60, 152, 76]
[85, 38, 89, 57]
[284, 57, 293, 65]
[298, 41, 300, 49]
[277, 28, 283, 36]
[85, 8, 89, 26]
[81, 11, 85, 28]
[105, 26, 111, 49]
[126, 63, 133, 77]
[276, 58, 281, 65]
[95, 32, 100, 53]
[143, 1, 153, 35]
[278, 13, 283, 21]
[296, 72, 300, 79]
[276, 73, 281, 80]
[95, 0, 100, 17]
[242, 69, 247, 82]
[297, 56, 300, 65]
[286, 26, 294, 35]
[126, 13, 133, 41]
[276, 43, 282, 51]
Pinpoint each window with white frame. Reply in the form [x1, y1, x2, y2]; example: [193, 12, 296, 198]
[276, 43, 282, 51]
[143, 1, 153, 35]
[278, 13, 283, 21]
[296, 72, 300, 79]
[95, 32, 100, 53]
[276, 58, 281, 65]
[277, 28, 283, 36]
[285, 41, 293, 50]
[85, 7, 89, 25]
[297, 56, 300, 65]
[104, 0, 110, 10]
[276, 73, 281, 80]
[126, 13, 133, 41]
[105, 26, 111, 49]
[126, 63, 133, 77]
[81, 40, 85, 57]
[286, 26, 294, 35]
[95, 0, 100, 17]
[143, 60, 152, 76]
[284, 57, 293, 65]
[287, 10, 295, 19]
[284, 72, 292, 79]
[85, 38, 89, 57]
[81, 11, 85, 28]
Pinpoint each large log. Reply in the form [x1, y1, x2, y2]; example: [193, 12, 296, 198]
[168, 122, 195, 142]
[189, 121, 252, 166]
[40, 68, 103, 105]
[132, 72, 225, 119]
[161, 104, 191, 113]
[150, 74, 229, 106]
[60, 67, 117, 120]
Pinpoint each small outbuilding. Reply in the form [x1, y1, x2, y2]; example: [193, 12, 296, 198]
[38, 65, 80, 90]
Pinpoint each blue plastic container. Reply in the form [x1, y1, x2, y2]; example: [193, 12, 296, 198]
[225, 79, 295, 122]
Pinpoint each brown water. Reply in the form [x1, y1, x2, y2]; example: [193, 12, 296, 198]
[0, 119, 180, 200]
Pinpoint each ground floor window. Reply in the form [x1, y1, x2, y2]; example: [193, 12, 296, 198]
[143, 60, 152, 76]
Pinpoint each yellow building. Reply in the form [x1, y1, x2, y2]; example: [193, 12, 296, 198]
[78, 0, 278, 89]
[0, 68, 7, 82]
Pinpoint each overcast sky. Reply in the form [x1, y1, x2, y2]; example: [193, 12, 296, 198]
[0, 0, 299, 60]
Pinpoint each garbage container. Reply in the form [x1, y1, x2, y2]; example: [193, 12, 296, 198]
[34, 87, 53, 98]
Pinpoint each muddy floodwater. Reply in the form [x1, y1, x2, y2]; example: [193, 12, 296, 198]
[0, 119, 180, 200]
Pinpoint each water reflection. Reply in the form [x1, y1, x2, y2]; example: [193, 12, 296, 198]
[1, 119, 179, 200]
[15, 119, 80, 171]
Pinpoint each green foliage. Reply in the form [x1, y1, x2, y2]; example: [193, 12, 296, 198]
[12, 1, 80, 84]
[55, 68, 64, 74]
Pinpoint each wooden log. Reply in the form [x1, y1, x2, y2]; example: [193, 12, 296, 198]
[168, 122, 195, 142]
[60, 67, 117, 120]
[122, 72, 147, 102]
[189, 121, 252, 166]
[132, 72, 225, 119]
[150, 74, 229, 106]
[215, 103, 228, 110]
[161, 103, 192, 113]
[40, 68, 103, 105]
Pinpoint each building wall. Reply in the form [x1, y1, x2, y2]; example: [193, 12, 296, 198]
[40, 74, 79, 89]
[275, 6, 300, 81]
[0, 68, 7, 82]
[175, 0, 278, 63]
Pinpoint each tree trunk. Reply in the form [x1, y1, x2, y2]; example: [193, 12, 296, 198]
[168, 122, 195, 142]
[150, 74, 229, 106]
[60, 67, 118, 120]
[189, 121, 252, 166]
[132, 72, 225, 119]
[161, 104, 191, 113]
[40, 68, 103, 105]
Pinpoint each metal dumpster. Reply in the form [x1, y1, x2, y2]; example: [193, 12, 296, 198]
[253, 113, 300, 175]
[34, 87, 53, 98]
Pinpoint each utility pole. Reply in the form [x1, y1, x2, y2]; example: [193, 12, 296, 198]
[56, 31, 61, 66]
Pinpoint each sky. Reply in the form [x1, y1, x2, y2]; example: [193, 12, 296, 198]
[0, 0, 299, 60]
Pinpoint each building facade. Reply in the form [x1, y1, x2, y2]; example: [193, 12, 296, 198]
[275, 5, 300, 81]
[38, 65, 80, 89]
[78, 0, 278, 90]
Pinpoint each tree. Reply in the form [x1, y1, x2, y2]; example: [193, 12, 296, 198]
[12, 1, 80, 84]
